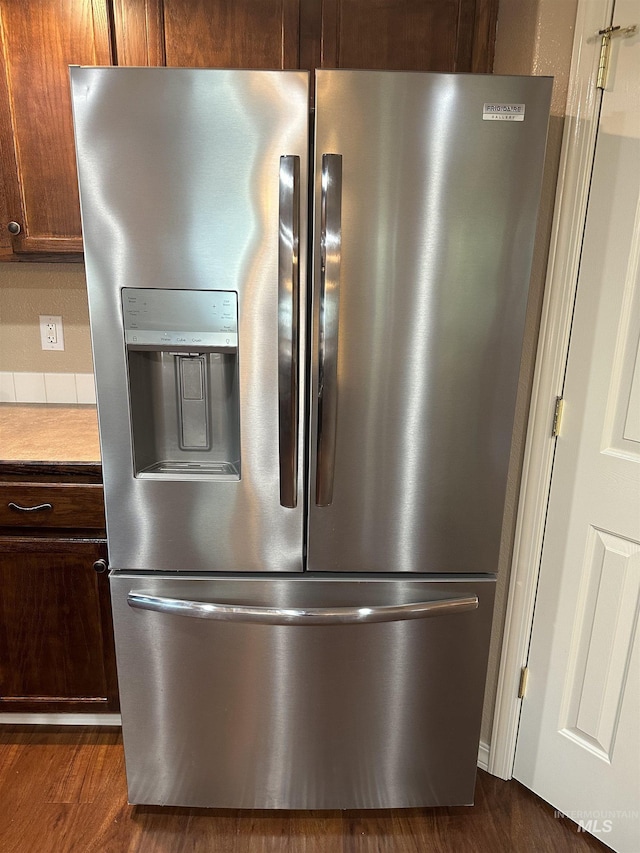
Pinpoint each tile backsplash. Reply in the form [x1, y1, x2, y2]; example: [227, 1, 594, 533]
[0, 372, 96, 404]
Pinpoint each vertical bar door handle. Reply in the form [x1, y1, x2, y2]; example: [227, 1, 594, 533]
[278, 155, 300, 508]
[316, 154, 342, 506]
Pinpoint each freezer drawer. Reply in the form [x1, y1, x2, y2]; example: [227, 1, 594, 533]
[110, 574, 495, 809]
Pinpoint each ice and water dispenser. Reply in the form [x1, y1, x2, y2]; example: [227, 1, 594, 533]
[122, 288, 240, 479]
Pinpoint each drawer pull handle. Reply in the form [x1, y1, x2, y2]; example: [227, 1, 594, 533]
[8, 501, 53, 513]
[127, 592, 479, 625]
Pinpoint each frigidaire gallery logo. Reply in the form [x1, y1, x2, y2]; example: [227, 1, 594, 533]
[554, 809, 639, 834]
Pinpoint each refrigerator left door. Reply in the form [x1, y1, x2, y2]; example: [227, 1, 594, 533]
[71, 68, 309, 573]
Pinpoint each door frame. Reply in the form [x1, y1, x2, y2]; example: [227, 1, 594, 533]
[488, 0, 614, 779]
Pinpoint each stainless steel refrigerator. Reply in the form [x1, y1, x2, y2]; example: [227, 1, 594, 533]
[71, 67, 551, 809]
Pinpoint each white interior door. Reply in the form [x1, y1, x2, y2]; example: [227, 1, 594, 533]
[513, 3, 640, 852]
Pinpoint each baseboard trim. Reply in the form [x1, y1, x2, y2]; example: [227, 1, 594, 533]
[0, 713, 121, 726]
[477, 740, 490, 772]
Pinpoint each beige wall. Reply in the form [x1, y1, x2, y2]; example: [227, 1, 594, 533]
[481, 0, 579, 744]
[0, 263, 93, 373]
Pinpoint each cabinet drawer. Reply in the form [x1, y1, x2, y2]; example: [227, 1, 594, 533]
[0, 484, 105, 529]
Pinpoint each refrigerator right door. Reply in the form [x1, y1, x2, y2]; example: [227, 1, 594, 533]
[308, 71, 552, 574]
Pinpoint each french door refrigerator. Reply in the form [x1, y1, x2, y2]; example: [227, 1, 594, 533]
[71, 67, 551, 809]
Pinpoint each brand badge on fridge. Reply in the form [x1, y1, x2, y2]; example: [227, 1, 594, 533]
[483, 103, 525, 121]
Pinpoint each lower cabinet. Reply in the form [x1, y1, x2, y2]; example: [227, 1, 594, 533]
[0, 535, 119, 713]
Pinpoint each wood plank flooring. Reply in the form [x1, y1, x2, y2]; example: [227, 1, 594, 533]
[0, 726, 608, 852]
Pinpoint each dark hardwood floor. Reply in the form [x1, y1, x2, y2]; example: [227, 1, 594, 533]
[0, 726, 608, 852]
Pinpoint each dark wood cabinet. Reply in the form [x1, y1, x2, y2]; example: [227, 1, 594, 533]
[111, 0, 302, 68]
[0, 463, 118, 713]
[164, 0, 301, 68]
[113, 0, 497, 75]
[0, 0, 497, 260]
[0, 538, 118, 713]
[0, 483, 106, 529]
[0, 0, 113, 258]
[318, 0, 494, 73]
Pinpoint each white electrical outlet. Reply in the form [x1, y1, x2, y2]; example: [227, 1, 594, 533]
[39, 315, 65, 351]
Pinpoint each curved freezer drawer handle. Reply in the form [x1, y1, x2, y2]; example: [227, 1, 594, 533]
[127, 591, 478, 626]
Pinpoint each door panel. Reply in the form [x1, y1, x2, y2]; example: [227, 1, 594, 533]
[319, 0, 478, 71]
[111, 574, 495, 808]
[515, 5, 640, 848]
[0, 539, 118, 713]
[112, 0, 301, 69]
[0, 0, 112, 254]
[163, 0, 300, 69]
[71, 68, 309, 573]
[307, 71, 552, 574]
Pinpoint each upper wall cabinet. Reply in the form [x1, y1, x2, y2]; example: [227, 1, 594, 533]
[318, 0, 496, 73]
[0, 0, 112, 258]
[0, 0, 497, 260]
[112, 0, 497, 76]
[112, 0, 302, 69]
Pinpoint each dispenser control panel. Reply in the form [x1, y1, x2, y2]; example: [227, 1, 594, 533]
[122, 288, 238, 349]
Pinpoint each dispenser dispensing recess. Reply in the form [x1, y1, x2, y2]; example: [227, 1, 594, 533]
[122, 288, 241, 480]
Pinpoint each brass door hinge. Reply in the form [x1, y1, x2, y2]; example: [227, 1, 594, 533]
[597, 24, 638, 89]
[552, 396, 564, 438]
[518, 666, 529, 699]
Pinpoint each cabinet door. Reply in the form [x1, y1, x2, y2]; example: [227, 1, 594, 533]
[112, 0, 301, 68]
[0, 0, 112, 256]
[0, 538, 119, 712]
[318, 0, 497, 73]
[112, 0, 497, 75]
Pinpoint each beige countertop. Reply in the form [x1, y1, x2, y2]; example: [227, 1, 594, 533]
[0, 404, 101, 463]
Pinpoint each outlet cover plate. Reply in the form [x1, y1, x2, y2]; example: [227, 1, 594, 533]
[39, 315, 64, 351]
